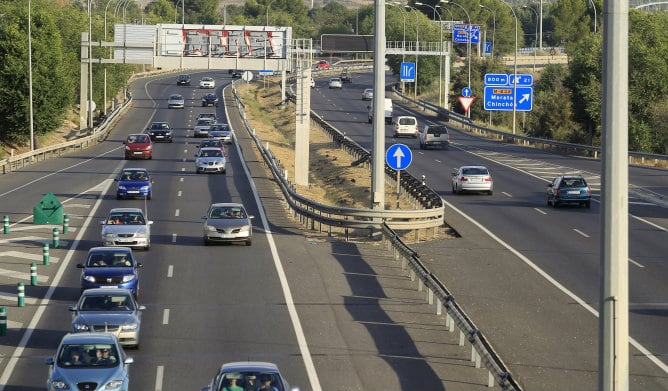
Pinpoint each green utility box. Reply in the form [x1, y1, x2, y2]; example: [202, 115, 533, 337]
[33, 193, 63, 224]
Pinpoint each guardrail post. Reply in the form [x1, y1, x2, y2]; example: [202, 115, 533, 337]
[63, 214, 70, 234]
[43, 243, 50, 265]
[459, 330, 465, 346]
[0, 307, 5, 336]
[17, 283, 25, 307]
[52, 227, 60, 248]
[3, 215, 8, 234]
[30, 263, 37, 286]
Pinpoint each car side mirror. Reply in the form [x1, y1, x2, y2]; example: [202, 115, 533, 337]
[138, 305, 147, 311]
[45, 357, 54, 366]
[100, 220, 106, 225]
[150, 179, 155, 184]
[136, 263, 144, 268]
[547, 183, 553, 187]
[147, 220, 154, 225]
[249, 215, 255, 220]
[76, 263, 84, 268]
[68, 305, 76, 311]
[114, 178, 119, 182]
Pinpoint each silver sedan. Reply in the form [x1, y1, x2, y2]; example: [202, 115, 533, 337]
[202, 202, 254, 245]
[451, 165, 494, 195]
[167, 94, 184, 109]
[195, 147, 227, 174]
[69, 288, 145, 348]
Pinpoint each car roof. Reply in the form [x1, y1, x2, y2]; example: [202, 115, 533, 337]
[109, 207, 144, 214]
[219, 361, 280, 373]
[459, 165, 488, 170]
[80, 287, 134, 296]
[210, 202, 245, 209]
[60, 332, 119, 344]
[121, 168, 148, 172]
[88, 246, 133, 253]
[169, 94, 183, 98]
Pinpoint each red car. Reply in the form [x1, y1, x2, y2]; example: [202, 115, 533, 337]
[316, 60, 330, 69]
[124, 133, 153, 160]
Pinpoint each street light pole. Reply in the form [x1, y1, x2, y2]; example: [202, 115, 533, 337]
[28, 0, 34, 151]
[416, 2, 443, 107]
[442, 1, 471, 116]
[498, 0, 518, 134]
[523, 5, 537, 72]
[588, 0, 597, 33]
[405, 5, 419, 102]
[479, 4, 495, 59]
[88, 0, 93, 131]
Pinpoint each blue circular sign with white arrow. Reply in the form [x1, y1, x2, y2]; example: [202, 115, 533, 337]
[462, 87, 472, 97]
[386, 143, 413, 171]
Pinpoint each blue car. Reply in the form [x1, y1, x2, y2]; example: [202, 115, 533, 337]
[546, 175, 591, 208]
[115, 168, 153, 200]
[45, 332, 133, 391]
[77, 247, 143, 298]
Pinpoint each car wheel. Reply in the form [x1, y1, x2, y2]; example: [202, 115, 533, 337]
[117, 194, 122, 200]
[487, 190, 493, 196]
[245, 239, 252, 246]
[547, 197, 551, 207]
[452, 184, 457, 194]
[203, 237, 210, 245]
[585, 201, 591, 208]
[147, 193, 152, 200]
[554, 200, 560, 208]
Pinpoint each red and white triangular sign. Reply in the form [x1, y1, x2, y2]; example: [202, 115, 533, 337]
[458, 96, 476, 112]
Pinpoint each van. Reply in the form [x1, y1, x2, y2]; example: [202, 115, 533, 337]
[392, 115, 419, 138]
[418, 124, 450, 149]
[367, 98, 393, 125]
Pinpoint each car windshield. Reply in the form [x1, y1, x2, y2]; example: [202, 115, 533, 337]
[200, 149, 223, 158]
[80, 294, 135, 311]
[209, 207, 247, 219]
[461, 168, 489, 176]
[200, 141, 222, 148]
[86, 251, 133, 267]
[169, 95, 182, 100]
[58, 343, 119, 368]
[127, 135, 149, 144]
[151, 123, 169, 129]
[197, 119, 213, 126]
[106, 212, 145, 225]
[120, 171, 148, 181]
[210, 124, 229, 131]
[218, 371, 282, 391]
[427, 126, 447, 135]
[398, 118, 415, 125]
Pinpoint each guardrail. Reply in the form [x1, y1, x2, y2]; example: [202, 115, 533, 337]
[381, 224, 523, 390]
[392, 86, 668, 168]
[0, 92, 132, 175]
[231, 81, 445, 238]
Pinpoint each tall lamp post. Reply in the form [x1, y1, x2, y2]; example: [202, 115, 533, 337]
[588, 0, 597, 33]
[479, 4, 495, 59]
[415, 2, 443, 107]
[387, 3, 407, 94]
[523, 5, 537, 72]
[405, 5, 420, 102]
[497, 0, 518, 134]
[442, 1, 471, 116]
[28, 0, 34, 150]
[264, 0, 276, 73]
[88, 0, 93, 131]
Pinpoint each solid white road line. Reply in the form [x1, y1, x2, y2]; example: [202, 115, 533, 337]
[155, 365, 164, 391]
[162, 309, 170, 325]
[573, 229, 590, 238]
[167, 265, 173, 278]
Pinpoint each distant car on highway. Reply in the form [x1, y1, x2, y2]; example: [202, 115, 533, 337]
[201, 93, 219, 107]
[200, 361, 298, 391]
[231, 69, 243, 78]
[167, 93, 185, 109]
[316, 60, 330, 69]
[146, 121, 173, 142]
[340, 69, 352, 83]
[115, 168, 153, 200]
[451, 166, 494, 195]
[418, 124, 449, 150]
[100, 208, 152, 250]
[76, 246, 143, 297]
[328, 77, 343, 89]
[193, 118, 214, 138]
[392, 115, 419, 138]
[547, 175, 591, 208]
[69, 288, 145, 348]
[208, 123, 232, 144]
[123, 133, 152, 160]
[176, 74, 191, 86]
[199, 76, 215, 89]
[196, 138, 228, 156]
[202, 202, 253, 245]
[45, 332, 133, 391]
[362, 88, 373, 100]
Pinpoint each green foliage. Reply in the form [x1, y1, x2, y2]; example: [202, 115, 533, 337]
[525, 65, 576, 141]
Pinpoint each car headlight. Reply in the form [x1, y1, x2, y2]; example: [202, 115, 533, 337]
[104, 233, 116, 239]
[73, 323, 90, 331]
[146, 145, 152, 150]
[118, 185, 127, 190]
[105, 380, 125, 389]
[122, 274, 136, 283]
[51, 380, 71, 389]
[83, 275, 96, 283]
[205, 225, 217, 232]
[140, 186, 149, 191]
[125, 145, 130, 151]
[121, 323, 139, 331]
[135, 232, 147, 238]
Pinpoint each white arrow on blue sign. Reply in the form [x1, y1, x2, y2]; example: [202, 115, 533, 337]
[400, 62, 415, 82]
[386, 143, 413, 171]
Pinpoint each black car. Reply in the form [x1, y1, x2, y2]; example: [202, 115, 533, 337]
[176, 74, 191, 86]
[201, 93, 219, 107]
[231, 70, 243, 78]
[340, 70, 352, 83]
[146, 122, 173, 142]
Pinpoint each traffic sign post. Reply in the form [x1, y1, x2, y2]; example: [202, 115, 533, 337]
[483, 73, 534, 112]
[386, 144, 413, 208]
[400, 62, 415, 82]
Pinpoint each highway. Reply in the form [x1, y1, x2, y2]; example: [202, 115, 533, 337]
[309, 71, 668, 389]
[0, 72, 495, 391]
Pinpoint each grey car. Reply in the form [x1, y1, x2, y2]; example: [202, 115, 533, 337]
[195, 147, 227, 174]
[69, 288, 145, 348]
[451, 165, 494, 195]
[200, 361, 298, 391]
[193, 118, 214, 137]
[45, 332, 133, 391]
[202, 202, 253, 245]
[208, 123, 232, 144]
[101, 208, 152, 250]
[167, 94, 184, 109]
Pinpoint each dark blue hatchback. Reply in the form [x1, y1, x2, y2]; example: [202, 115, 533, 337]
[77, 247, 143, 298]
[115, 168, 153, 200]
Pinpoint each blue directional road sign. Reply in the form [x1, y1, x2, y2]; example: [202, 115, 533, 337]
[484, 86, 533, 111]
[469, 25, 480, 44]
[462, 87, 472, 97]
[400, 62, 415, 82]
[386, 144, 412, 171]
[484, 41, 492, 55]
[453, 24, 480, 44]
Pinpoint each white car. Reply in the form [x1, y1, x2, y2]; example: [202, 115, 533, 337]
[310, 78, 315, 88]
[199, 77, 215, 89]
[100, 208, 152, 250]
[451, 166, 494, 195]
[193, 118, 214, 138]
[328, 77, 343, 89]
[392, 115, 419, 138]
[362, 88, 373, 100]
